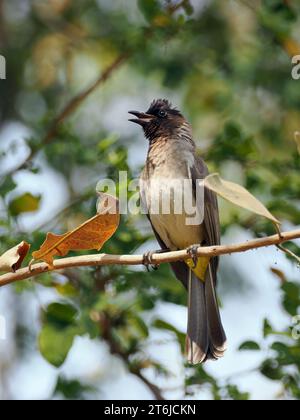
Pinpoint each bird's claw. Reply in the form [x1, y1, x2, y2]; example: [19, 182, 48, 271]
[142, 248, 171, 271]
[143, 251, 159, 272]
[187, 244, 201, 268]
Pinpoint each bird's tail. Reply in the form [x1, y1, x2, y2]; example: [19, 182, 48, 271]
[186, 264, 227, 364]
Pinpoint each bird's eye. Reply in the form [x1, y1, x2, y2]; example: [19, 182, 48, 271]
[158, 110, 167, 118]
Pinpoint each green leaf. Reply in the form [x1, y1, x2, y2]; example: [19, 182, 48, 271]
[138, 0, 161, 22]
[39, 302, 79, 367]
[284, 375, 300, 399]
[54, 376, 95, 400]
[9, 193, 41, 216]
[260, 359, 283, 380]
[186, 364, 217, 387]
[208, 122, 256, 163]
[127, 313, 149, 339]
[272, 342, 300, 366]
[0, 176, 16, 197]
[139, 294, 155, 310]
[226, 384, 250, 401]
[239, 341, 261, 351]
[259, 0, 297, 37]
[182, 1, 194, 16]
[39, 324, 77, 368]
[281, 282, 300, 316]
[98, 135, 118, 152]
[55, 283, 79, 298]
[44, 302, 78, 328]
[263, 318, 275, 338]
[263, 0, 296, 22]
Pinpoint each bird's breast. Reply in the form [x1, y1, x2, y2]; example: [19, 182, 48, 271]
[140, 139, 203, 250]
[146, 138, 195, 177]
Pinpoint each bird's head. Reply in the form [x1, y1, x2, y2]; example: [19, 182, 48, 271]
[129, 99, 187, 142]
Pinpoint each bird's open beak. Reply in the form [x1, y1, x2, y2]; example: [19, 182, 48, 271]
[128, 111, 153, 127]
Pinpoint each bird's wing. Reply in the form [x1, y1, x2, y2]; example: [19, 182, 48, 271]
[190, 156, 220, 281]
[188, 155, 226, 362]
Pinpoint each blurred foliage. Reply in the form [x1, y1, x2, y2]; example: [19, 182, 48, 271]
[238, 276, 300, 399]
[0, 0, 300, 400]
[54, 376, 96, 400]
[9, 192, 41, 216]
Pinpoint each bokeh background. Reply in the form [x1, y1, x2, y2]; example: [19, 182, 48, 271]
[0, 0, 300, 400]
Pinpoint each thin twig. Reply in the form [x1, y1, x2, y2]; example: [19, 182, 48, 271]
[133, 370, 165, 400]
[1, 0, 189, 180]
[277, 244, 300, 265]
[1, 53, 129, 179]
[41, 53, 129, 148]
[0, 229, 299, 288]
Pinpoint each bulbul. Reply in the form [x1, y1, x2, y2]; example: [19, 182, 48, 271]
[129, 99, 226, 364]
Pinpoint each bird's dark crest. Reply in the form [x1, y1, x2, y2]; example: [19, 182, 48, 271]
[147, 98, 180, 115]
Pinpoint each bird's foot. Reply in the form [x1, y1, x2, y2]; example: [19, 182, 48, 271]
[143, 251, 159, 272]
[142, 249, 170, 272]
[187, 244, 201, 268]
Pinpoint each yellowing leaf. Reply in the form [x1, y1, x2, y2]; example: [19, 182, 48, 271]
[0, 241, 31, 273]
[32, 194, 119, 266]
[283, 38, 300, 57]
[9, 193, 41, 216]
[204, 174, 280, 227]
[153, 14, 171, 27]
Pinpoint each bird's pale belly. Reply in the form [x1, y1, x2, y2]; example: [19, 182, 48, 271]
[150, 212, 203, 250]
[147, 177, 204, 250]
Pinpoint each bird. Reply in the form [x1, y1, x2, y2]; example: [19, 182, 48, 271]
[129, 99, 226, 364]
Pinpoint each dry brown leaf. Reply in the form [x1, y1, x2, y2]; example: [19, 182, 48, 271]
[32, 194, 119, 266]
[204, 173, 280, 227]
[270, 267, 287, 284]
[0, 241, 31, 273]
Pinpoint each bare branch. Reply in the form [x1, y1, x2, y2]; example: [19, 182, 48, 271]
[1, 1, 186, 180]
[1, 53, 128, 178]
[41, 53, 129, 148]
[100, 311, 165, 400]
[133, 370, 165, 400]
[0, 229, 299, 288]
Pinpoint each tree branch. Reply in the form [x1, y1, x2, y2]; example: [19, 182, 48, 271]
[133, 370, 165, 400]
[1, 52, 129, 178]
[100, 312, 165, 400]
[41, 53, 129, 148]
[1, 0, 188, 179]
[0, 229, 299, 288]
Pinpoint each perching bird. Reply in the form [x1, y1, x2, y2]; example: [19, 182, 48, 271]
[129, 99, 226, 364]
